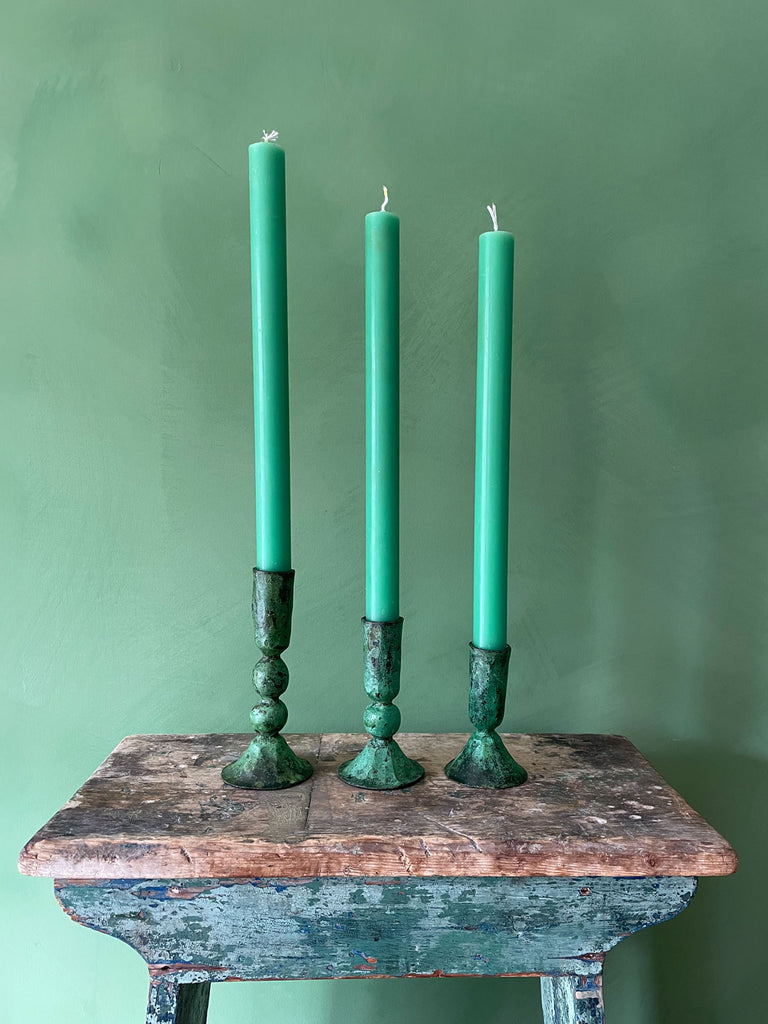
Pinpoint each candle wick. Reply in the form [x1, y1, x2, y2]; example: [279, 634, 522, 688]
[262, 130, 279, 143]
[487, 203, 499, 231]
[381, 186, 389, 212]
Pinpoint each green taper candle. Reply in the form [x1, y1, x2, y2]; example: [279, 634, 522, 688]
[365, 188, 399, 623]
[473, 204, 514, 651]
[250, 131, 291, 571]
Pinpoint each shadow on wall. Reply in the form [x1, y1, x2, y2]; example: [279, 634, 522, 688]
[648, 745, 765, 1024]
[288, 973, 542, 1024]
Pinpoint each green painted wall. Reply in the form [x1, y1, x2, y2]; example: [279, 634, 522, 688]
[3, 1, 765, 1021]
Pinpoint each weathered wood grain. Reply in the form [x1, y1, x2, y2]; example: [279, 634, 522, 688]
[18, 732, 737, 878]
[55, 875, 695, 980]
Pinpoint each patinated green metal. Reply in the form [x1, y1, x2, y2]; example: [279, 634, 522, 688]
[338, 617, 424, 789]
[221, 569, 312, 790]
[444, 643, 527, 788]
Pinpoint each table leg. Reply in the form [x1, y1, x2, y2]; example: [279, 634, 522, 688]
[146, 976, 210, 1024]
[540, 975, 604, 1023]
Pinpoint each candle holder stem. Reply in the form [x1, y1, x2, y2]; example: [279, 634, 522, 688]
[222, 569, 313, 790]
[444, 643, 527, 789]
[338, 618, 424, 790]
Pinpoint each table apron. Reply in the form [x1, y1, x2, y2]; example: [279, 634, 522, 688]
[54, 875, 696, 982]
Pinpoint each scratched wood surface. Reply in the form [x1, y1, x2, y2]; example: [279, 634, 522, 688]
[18, 732, 737, 878]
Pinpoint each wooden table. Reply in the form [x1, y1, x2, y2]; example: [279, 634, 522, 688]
[19, 732, 736, 1024]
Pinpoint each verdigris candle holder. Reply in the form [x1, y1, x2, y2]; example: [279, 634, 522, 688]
[222, 569, 313, 790]
[338, 618, 424, 790]
[444, 643, 527, 788]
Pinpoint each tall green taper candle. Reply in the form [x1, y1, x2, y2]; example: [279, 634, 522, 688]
[250, 131, 291, 571]
[365, 187, 399, 623]
[473, 204, 514, 651]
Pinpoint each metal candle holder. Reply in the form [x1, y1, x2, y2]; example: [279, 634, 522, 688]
[444, 643, 527, 789]
[338, 617, 424, 790]
[222, 569, 313, 790]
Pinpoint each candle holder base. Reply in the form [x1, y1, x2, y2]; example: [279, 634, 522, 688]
[338, 617, 424, 791]
[339, 737, 424, 790]
[444, 643, 527, 789]
[222, 569, 313, 791]
[222, 734, 312, 791]
[444, 730, 527, 789]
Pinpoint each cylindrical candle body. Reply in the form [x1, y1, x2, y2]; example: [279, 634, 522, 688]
[473, 230, 515, 650]
[365, 210, 400, 623]
[250, 141, 291, 571]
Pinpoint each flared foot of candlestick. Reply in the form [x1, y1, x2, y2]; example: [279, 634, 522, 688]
[222, 734, 313, 790]
[338, 617, 424, 791]
[339, 736, 424, 790]
[444, 730, 527, 788]
[444, 642, 527, 789]
[222, 568, 313, 791]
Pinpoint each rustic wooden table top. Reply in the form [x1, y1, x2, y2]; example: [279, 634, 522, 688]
[18, 732, 737, 880]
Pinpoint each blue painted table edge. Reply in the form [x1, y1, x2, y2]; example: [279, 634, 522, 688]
[55, 873, 698, 1024]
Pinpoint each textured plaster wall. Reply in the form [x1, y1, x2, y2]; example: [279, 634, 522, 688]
[3, 2, 766, 1021]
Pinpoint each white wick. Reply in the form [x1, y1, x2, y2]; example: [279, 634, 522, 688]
[381, 186, 389, 212]
[262, 129, 279, 143]
[487, 203, 499, 231]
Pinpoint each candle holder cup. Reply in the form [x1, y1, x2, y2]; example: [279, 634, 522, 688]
[222, 569, 313, 790]
[444, 643, 527, 789]
[338, 618, 424, 790]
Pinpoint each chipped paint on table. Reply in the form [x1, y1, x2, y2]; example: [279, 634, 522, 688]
[55, 874, 696, 982]
[146, 976, 209, 1024]
[541, 974, 605, 1023]
[20, 733, 735, 1021]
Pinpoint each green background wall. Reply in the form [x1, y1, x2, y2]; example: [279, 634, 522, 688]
[3, 1, 765, 1021]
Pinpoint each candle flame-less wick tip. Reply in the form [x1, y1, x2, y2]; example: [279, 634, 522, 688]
[381, 186, 389, 212]
[487, 203, 499, 231]
[262, 129, 279, 143]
